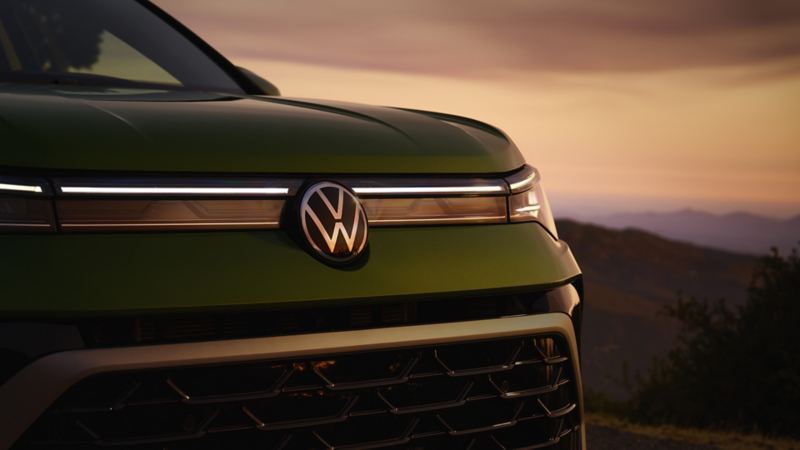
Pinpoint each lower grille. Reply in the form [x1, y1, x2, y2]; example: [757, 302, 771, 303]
[77, 285, 582, 348]
[14, 334, 580, 450]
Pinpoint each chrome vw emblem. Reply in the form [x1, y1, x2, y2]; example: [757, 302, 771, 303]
[299, 181, 368, 264]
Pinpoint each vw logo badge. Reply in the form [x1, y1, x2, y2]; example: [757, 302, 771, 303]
[299, 181, 369, 265]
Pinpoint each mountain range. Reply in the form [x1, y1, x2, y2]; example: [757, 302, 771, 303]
[582, 209, 800, 255]
[557, 219, 756, 399]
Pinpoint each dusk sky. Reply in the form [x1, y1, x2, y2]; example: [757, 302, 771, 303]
[157, 0, 800, 218]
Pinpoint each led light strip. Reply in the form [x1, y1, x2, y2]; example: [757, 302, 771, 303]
[57, 181, 511, 197]
[0, 182, 44, 194]
[59, 186, 290, 195]
[369, 215, 506, 225]
[61, 221, 280, 229]
[508, 172, 537, 192]
[353, 185, 504, 195]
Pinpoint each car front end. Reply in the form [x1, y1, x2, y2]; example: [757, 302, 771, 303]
[0, 1, 584, 449]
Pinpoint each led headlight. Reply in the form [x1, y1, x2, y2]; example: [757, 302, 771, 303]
[348, 177, 510, 226]
[505, 166, 558, 239]
[57, 199, 285, 231]
[0, 170, 559, 234]
[363, 196, 507, 226]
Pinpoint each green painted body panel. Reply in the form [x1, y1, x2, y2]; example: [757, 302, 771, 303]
[0, 85, 524, 174]
[0, 85, 575, 318]
[0, 223, 579, 316]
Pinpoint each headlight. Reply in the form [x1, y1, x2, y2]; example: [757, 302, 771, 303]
[505, 166, 558, 239]
[0, 176, 56, 232]
[0, 169, 559, 235]
[348, 178, 509, 226]
[362, 196, 507, 226]
[54, 177, 296, 231]
[57, 199, 285, 231]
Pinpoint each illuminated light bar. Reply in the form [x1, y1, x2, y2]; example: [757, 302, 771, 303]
[505, 165, 538, 193]
[508, 173, 537, 192]
[56, 177, 510, 198]
[0, 182, 44, 194]
[60, 221, 279, 230]
[0, 170, 559, 232]
[369, 215, 506, 225]
[353, 185, 504, 195]
[59, 186, 289, 196]
[514, 205, 542, 213]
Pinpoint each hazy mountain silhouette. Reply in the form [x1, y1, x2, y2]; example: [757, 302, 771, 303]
[557, 219, 755, 398]
[583, 209, 800, 255]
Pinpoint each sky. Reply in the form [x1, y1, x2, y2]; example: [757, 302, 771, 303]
[156, 0, 800, 218]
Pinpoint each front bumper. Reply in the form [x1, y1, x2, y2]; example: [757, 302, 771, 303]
[0, 313, 585, 449]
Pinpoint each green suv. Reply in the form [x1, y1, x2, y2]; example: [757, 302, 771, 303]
[0, 1, 584, 449]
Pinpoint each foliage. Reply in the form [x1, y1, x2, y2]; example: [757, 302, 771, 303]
[626, 247, 800, 437]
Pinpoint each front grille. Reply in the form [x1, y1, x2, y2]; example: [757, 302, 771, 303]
[14, 334, 581, 450]
[77, 285, 580, 348]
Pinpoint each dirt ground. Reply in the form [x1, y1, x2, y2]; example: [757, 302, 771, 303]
[587, 424, 721, 450]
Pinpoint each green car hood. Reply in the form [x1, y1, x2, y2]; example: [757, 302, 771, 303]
[0, 85, 524, 174]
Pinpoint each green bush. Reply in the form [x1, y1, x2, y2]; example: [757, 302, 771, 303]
[627, 247, 800, 437]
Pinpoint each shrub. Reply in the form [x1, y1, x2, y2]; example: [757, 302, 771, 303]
[628, 247, 800, 437]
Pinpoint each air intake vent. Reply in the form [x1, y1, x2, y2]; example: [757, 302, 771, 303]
[14, 334, 580, 450]
[78, 286, 581, 348]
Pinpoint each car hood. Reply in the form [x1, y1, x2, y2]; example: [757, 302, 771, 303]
[0, 85, 524, 174]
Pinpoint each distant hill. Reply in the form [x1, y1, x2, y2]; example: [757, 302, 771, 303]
[557, 219, 755, 398]
[583, 209, 799, 255]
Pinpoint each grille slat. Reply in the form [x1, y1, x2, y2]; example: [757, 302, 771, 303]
[78, 289, 573, 348]
[15, 335, 580, 450]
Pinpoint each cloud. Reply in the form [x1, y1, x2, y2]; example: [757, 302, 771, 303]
[155, 0, 800, 76]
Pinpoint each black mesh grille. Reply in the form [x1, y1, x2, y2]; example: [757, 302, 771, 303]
[77, 288, 578, 348]
[14, 334, 581, 450]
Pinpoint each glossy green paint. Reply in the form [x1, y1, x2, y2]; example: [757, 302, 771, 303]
[0, 223, 579, 316]
[0, 85, 574, 318]
[0, 85, 525, 175]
